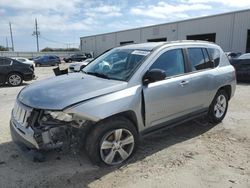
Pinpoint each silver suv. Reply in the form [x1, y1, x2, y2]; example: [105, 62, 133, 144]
[10, 41, 236, 165]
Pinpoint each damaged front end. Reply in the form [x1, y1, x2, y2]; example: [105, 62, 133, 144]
[10, 101, 92, 153]
[35, 110, 88, 150]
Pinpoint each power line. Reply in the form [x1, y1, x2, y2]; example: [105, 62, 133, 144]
[39, 35, 68, 44]
[39, 35, 78, 45]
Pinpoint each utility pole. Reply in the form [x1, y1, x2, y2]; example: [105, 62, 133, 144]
[32, 18, 40, 52]
[9, 22, 14, 51]
[5, 36, 9, 51]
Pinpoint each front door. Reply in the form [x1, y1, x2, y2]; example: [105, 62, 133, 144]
[143, 48, 195, 127]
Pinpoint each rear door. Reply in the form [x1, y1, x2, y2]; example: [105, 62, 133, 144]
[48, 56, 56, 65]
[185, 47, 215, 109]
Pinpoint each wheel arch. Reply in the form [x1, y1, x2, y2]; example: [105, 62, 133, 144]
[218, 85, 232, 100]
[6, 71, 24, 82]
[96, 110, 139, 133]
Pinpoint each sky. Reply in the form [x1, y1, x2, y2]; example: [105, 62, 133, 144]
[0, 0, 250, 51]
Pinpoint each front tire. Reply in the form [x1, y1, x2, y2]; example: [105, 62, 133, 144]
[85, 117, 138, 166]
[7, 73, 23, 86]
[208, 90, 229, 124]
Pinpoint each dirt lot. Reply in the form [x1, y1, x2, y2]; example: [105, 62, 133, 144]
[0, 65, 249, 188]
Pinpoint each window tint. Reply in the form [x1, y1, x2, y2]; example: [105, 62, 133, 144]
[202, 48, 214, 68]
[207, 48, 220, 67]
[187, 48, 207, 71]
[0, 58, 11, 66]
[150, 49, 185, 77]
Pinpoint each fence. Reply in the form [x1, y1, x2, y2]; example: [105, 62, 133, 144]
[0, 51, 79, 58]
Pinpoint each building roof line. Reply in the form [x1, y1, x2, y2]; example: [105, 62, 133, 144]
[80, 8, 250, 39]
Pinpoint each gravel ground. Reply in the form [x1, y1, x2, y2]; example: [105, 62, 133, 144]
[0, 65, 249, 188]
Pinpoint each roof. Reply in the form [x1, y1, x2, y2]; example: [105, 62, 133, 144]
[116, 42, 166, 51]
[116, 40, 217, 51]
[80, 9, 250, 39]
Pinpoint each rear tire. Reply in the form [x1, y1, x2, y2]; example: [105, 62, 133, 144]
[85, 117, 139, 166]
[7, 73, 23, 86]
[208, 90, 228, 124]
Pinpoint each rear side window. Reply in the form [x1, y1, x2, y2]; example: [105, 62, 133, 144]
[49, 56, 55, 59]
[202, 48, 214, 68]
[0, 58, 11, 66]
[187, 48, 207, 71]
[207, 48, 220, 67]
[150, 49, 185, 77]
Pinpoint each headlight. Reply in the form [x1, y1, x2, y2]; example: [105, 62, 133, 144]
[45, 111, 73, 122]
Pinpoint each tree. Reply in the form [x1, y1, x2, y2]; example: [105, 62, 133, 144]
[0, 45, 8, 51]
[41, 47, 80, 52]
[41, 47, 53, 52]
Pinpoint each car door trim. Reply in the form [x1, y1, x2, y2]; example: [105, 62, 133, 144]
[140, 108, 208, 136]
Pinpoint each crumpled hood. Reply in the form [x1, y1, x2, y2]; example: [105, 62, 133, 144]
[18, 73, 127, 110]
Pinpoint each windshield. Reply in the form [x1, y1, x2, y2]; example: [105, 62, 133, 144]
[83, 48, 150, 81]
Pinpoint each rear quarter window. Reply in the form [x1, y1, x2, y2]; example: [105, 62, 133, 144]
[187, 48, 208, 71]
[207, 48, 220, 67]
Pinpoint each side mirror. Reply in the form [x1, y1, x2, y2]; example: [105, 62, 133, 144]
[143, 69, 166, 85]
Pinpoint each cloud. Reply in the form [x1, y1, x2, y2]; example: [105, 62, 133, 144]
[0, 0, 249, 51]
[0, 9, 5, 16]
[0, 0, 123, 35]
[85, 5, 122, 18]
[0, 0, 81, 12]
[184, 0, 250, 7]
[130, 1, 212, 19]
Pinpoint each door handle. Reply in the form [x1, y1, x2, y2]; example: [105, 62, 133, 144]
[179, 80, 189, 87]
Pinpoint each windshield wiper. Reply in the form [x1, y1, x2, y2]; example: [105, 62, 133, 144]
[84, 71, 110, 79]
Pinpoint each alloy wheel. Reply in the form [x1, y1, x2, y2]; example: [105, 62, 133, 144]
[9, 74, 22, 86]
[100, 128, 135, 165]
[214, 94, 227, 118]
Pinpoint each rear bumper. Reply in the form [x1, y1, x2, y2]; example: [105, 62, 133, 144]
[23, 73, 35, 81]
[236, 72, 250, 81]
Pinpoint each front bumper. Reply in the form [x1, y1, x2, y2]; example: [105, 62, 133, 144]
[10, 118, 39, 149]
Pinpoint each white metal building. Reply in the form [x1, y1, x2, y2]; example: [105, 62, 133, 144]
[80, 9, 250, 57]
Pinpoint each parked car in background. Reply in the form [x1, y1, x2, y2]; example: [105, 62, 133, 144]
[68, 58, 94, 72]
[225, 52, 242, 61]
[64, 54, 87, 63]
[34, 55, 60, 67]
[237, 53, 250, 60]
[230, 53, 250, 81]
[10, 41, 236, 166]
[29, 56, 40, 61]
[0, 57, 35, 86]
[13, 57, 35, 70]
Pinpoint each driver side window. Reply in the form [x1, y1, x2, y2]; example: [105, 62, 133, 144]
[150, 49, 185, 77]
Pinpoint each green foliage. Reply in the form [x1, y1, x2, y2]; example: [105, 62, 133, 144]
[0, 45, 9, 51]
[41, 47, 79, 52]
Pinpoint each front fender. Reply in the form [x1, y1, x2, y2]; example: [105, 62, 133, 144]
[65, 85, 144, 127]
